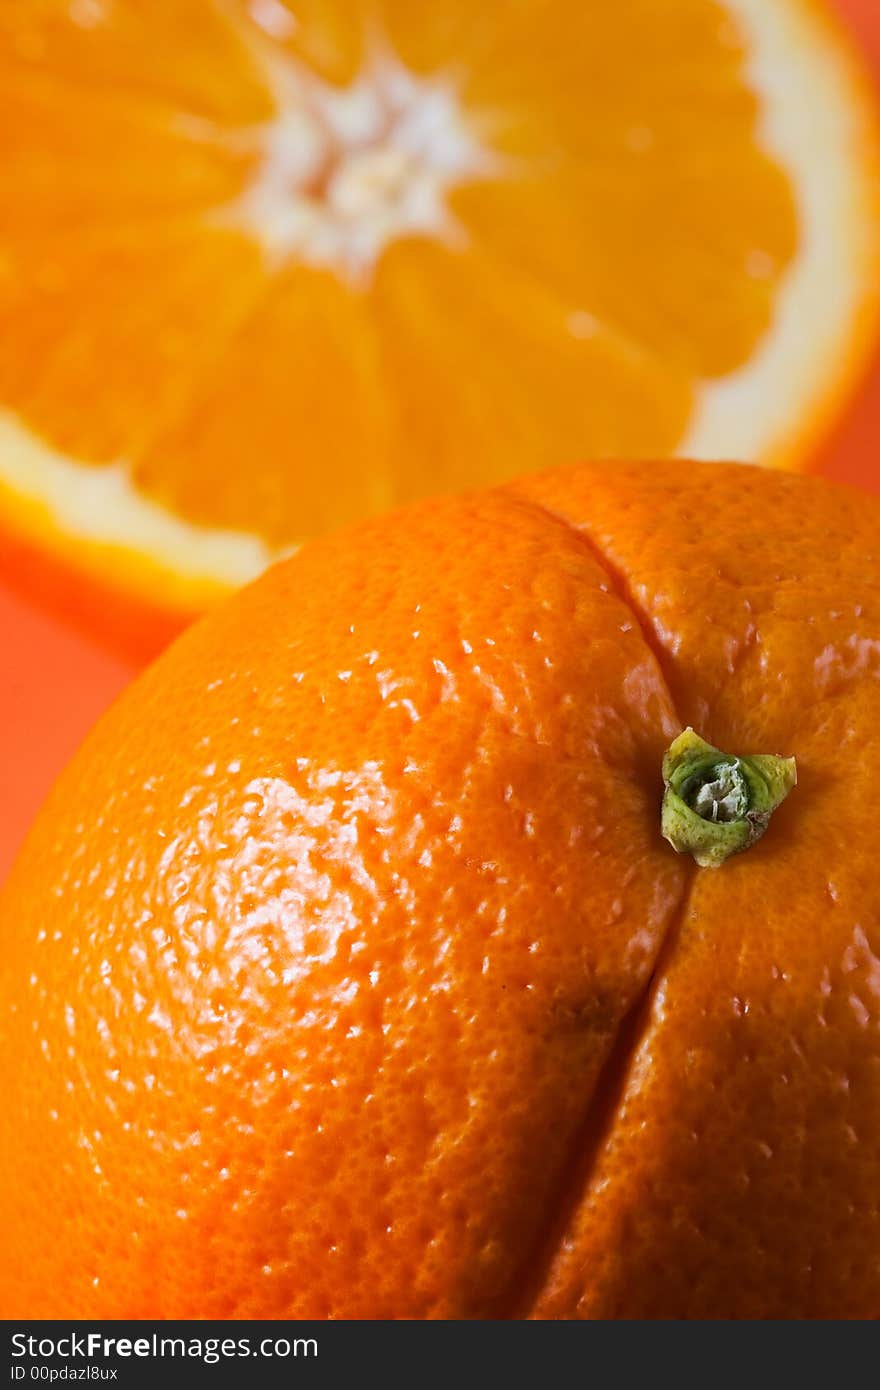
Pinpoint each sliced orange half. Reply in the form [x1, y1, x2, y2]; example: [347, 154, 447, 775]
[0, 0, 877, 647]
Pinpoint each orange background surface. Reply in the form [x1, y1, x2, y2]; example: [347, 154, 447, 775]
[1, 0, 880, 883]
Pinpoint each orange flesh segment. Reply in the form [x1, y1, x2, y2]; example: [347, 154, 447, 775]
[0, 0, 806, 554]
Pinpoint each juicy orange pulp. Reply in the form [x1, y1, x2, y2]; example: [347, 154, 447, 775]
[0, 0, 876, 633]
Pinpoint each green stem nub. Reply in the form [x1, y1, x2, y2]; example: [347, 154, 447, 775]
[661, 728, 796, 869]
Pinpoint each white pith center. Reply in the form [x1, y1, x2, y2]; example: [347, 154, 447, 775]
[215, 46, 493, 279]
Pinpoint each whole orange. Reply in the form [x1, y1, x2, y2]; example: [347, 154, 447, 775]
[2, 460, 879, 1319]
